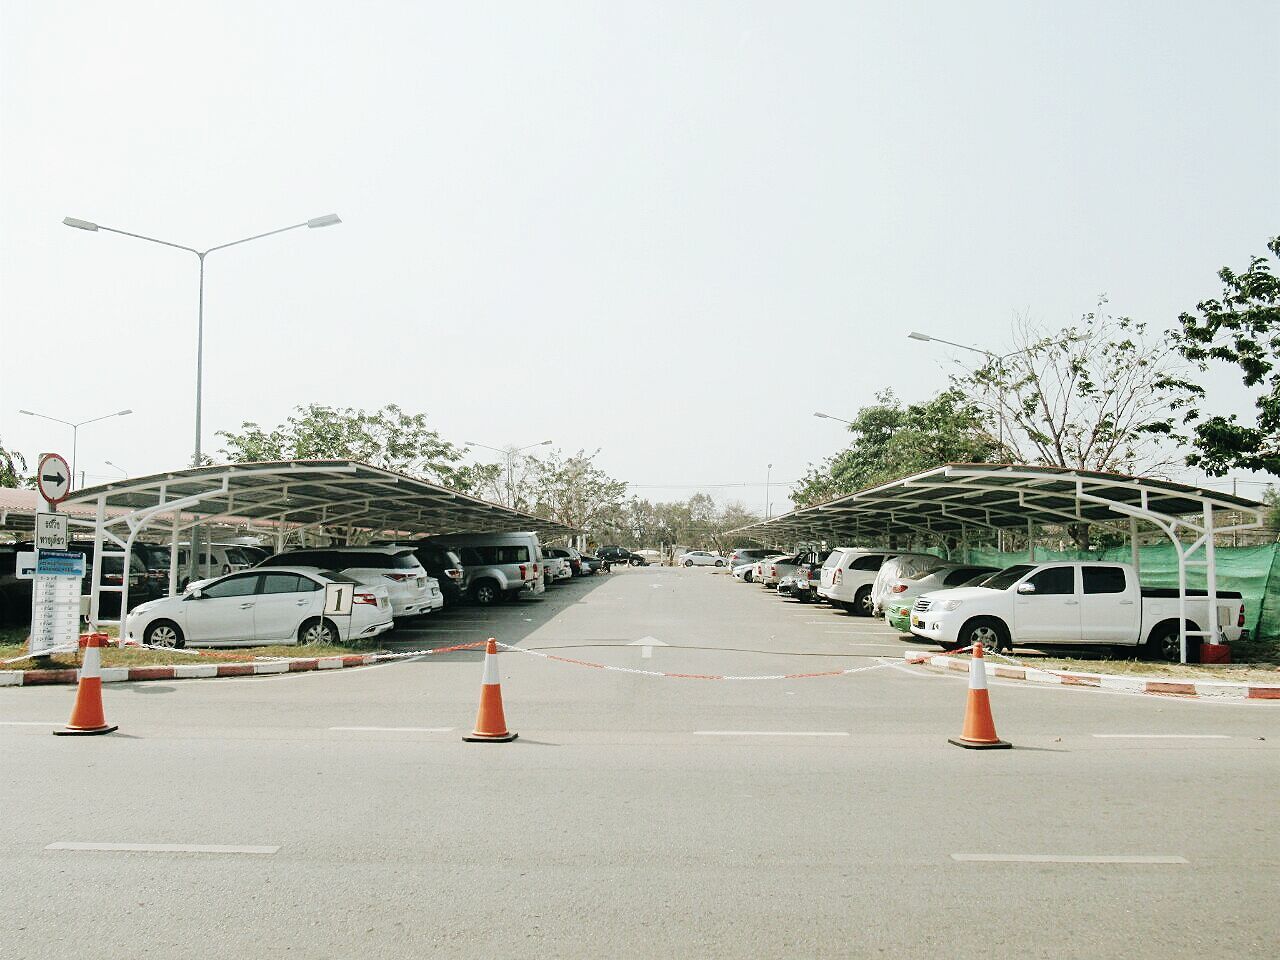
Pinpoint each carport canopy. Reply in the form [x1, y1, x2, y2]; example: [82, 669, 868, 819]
[53, 459, 576, 627]
[729, 463, 1266, 662]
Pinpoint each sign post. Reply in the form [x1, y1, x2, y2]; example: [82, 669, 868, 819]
[29, 453, 80, 660]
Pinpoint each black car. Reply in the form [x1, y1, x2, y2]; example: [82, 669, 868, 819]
[2, 540, 158, 625]
[404, 542, 467, 606]
[596, 546, 648, 567]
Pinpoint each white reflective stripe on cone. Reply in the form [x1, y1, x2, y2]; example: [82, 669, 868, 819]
[81, 643, 101, 680]
[481, 651, 500, 685]
[969, 649, 988, 690]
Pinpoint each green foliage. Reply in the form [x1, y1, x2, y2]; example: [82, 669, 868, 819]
[526, 448, 628, 532]
[1172, 236, 1280, 477]
[0, 439, 25, 488]
[215, 403, 487, 493]
[956, 305, 1198, 476]
[592, 495, 761, 552]
[1265, 487, 1280, 534]
[792, 388, 998, 507]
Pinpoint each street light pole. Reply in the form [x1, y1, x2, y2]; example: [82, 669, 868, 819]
[765, 463, 772, 521]
[18, 408, 133, 490]
[63, 213, 340, 579]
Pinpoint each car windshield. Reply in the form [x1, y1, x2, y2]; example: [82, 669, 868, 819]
[980, 564, 1036, 590]
[318, 570, 361, 584]
[908, 564, 950, 581]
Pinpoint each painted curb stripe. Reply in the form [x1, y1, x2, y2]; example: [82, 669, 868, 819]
[951, 854, 1187, 864]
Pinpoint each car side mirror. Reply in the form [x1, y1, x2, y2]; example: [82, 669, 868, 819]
[187, 588, 203, 600]
[1016, 582, 1036, 594]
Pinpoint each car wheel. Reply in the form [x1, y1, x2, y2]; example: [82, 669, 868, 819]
[714, 559, 724, 567]
[795, 591, 811, 603]
[854, 586, 873, 617]
[144, 620, 185, 649]
[744, 571, 753, 583]
[298, 617, 339, 646]
[1144, 623, 1183, 663]
[958, 617, 1009, 655]
[683, 559, 693, 567]
[471, 580, 499, 606]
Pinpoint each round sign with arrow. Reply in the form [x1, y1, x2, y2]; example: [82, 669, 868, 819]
[36, 453, 72, 505]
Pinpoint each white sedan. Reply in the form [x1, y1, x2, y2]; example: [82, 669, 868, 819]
[124, 567, 394, 648]
[679, 550, 727, 567]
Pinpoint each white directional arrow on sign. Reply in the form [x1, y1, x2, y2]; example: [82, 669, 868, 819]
[627, 635, 669, 659]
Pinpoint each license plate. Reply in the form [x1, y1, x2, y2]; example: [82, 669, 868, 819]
[380, 598, 388, 608]
[416, 577, 425, 587]
[912, 617, 924, 628]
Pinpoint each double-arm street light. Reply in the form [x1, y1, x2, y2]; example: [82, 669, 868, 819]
[63, 212, 340, 581]
[812, 411, 854, 427]
[18, 408, 133, 490]
[466, 439, 553, 507]
[62, 213, 341, 469]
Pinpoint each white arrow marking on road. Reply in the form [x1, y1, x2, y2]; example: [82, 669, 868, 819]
[628, 636, 669, 659]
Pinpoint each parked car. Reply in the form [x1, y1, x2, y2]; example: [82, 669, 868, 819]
[787, 552, 834, 602]
[543, 547, 581, 577]
[0, 543, 33, 626]
[597, 546, 648, 566]
[679, 550, 726, 567]
[760, 552, 807, 586]
[579, 553, 607, 575]
[817, 548, 891, 615]
[542, 553, 570, 585]
[257, 546, 441, 618]
[750, 554, 787, 584]
[909, 561, 1246, 661]
[870, 553, 943, 616]
[125, 567, 393, 648]
[731, 562, 756, 582]
[9, 539, 161, 621]
[383, 541, 467, 607]
[882, 564, 1001, 631]
[427, 532, 545, 604]
[173, 542, 264, 588]
[727, 548, 779, 569]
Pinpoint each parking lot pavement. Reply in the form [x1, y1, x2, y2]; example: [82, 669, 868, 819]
[3, 567, 1278, 959]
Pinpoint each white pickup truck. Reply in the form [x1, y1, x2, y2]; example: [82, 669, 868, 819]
[908, 561, 1244, 662]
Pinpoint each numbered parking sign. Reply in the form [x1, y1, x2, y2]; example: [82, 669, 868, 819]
[324, 582, 354, 616]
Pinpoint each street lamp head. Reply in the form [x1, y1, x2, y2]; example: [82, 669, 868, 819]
[812, 412, 829, 419]
[306, 214, 342, 229]
[118, 409, 133, 416]
[18, 409, 34, 416]
[907, 331, 932, 342]
[62, 217, 100, 232]
[538, 440, 552, 446]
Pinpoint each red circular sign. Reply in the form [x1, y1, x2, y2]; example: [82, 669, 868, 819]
[36, 453, 72, 505]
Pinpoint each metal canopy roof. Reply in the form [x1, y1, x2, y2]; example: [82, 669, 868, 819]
[731, 463, 1265, 543]
[61, 460, 575, 541]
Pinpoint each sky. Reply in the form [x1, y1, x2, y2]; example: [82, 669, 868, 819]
[2, 1, 1277, 512]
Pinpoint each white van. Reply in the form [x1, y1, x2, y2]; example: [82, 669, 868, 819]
[817, 549, 890, 615]
[174, 543, 262, 588]
[428, 532, 545, 605]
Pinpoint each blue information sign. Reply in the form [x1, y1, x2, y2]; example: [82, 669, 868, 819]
[36, 549, 86, 578]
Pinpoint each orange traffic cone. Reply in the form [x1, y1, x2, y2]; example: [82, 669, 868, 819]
[463, 638, 517, 743]
[54, 634, 118, 737]
[948, 643, 1010, 750]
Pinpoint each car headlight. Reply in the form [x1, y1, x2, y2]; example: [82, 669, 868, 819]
[940, 599, 964, 612]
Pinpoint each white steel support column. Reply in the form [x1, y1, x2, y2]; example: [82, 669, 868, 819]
[1204, 500, 1221, 646]
[169, 515, 180, 597]
[88, 495, 107, 628]
[1026, 520, 1035, 562]
[1130, 517, 1140, 575]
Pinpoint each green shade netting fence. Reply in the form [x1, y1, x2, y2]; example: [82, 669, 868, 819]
[953, 543, 1280, 640]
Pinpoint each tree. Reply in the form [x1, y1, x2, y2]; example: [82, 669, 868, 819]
[215, 403, 492, 493]
[526, 448, 628, 533]
[954, 304, 1199, 478]
[1171, 236, 1280, 477]
[0, 439, 26, 487]
[1265, 487, 1280, 536]
[792, 388, 998, 507]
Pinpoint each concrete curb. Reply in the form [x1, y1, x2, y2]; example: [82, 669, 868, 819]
[908, 652, 1280, 701]
[0, 652, 394, 687]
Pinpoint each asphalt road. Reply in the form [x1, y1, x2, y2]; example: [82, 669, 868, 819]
[3, 566, 1277, 959]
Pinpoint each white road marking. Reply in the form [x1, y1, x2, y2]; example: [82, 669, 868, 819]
[628, 636, 669, 659]
[694, 731, 850, 737]
[951, 854, 1187, 864]
[1092, 734, 1230, 739]
[47, 842, 279, 855]
[329, 726, 455, 732]
[0, 721, 59, 726]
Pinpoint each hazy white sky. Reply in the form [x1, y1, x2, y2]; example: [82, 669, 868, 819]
[2, 1, 1277, 510]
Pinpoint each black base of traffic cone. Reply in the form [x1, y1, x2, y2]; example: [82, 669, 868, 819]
[462, 731, 518, 743]
[948, 737, 1011, 750]
[54, 724, 118, 737]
